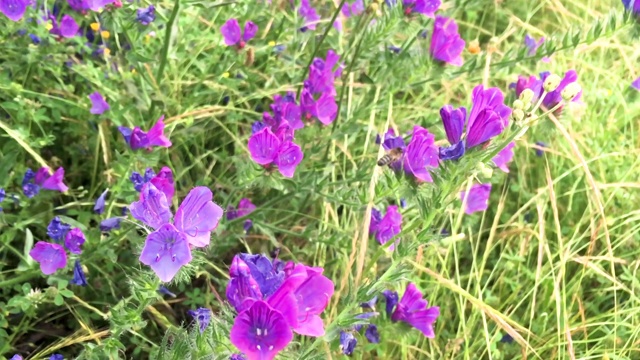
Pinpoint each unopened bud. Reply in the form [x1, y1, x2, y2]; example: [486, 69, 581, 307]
[519, 89, 535, 109]
[475, 162, 493, 179]
[512, 108, 525, 122]
[561, 82, 581, 102]
[543, 74, 562, 92]
[513, 99, 524, 110]
[367, 2, 379, 14]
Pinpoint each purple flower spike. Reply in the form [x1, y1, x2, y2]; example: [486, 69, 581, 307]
[243, 21, 258, 42]
[34, 167, 69, 192]
[89, 92, 110, 115]
[100, 217, 122, 231]
[460, 183, 492, 214]
[430, 16, 465, 66]
[382, 289, 399, 316]
[139, 223, 192, 282]
[403, 126, 439, 182]
[94, 188, 108, 214]
[492, 142, 515, 173]
[466, 85, 511, 148]
[59, 15, 79, 38]
[29, 241, 67, 275]
[339, 331, 357, 355]
[524, 34, 544, 56]
[390, 283, 440, 338]
[365, 324, 380, 343]
[47, 216, 70, 242]
[130, 182, 172, 230]
[0, 0, 27, 21]
[230, 300, 293, 360]
[403, 0, 441, 17]
[174, 186, 223, 248]
[64, 228, 86, 254]
[70, 259, 87, 286]
[136, 5, 155, 25]
[299, 0, 320, 31]
[188, 307, 212, 334]
[221, 18, 242, 46]
[370, 205, 402, 249]
[632, 77, 640, 91]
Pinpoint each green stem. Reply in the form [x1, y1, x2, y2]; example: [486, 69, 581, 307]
[0, 271, 39, 289]
[149, 0, 181, 116]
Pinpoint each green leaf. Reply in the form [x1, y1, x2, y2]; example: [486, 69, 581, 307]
[60, 289, 74, 298]
[54, 294, 64, 306]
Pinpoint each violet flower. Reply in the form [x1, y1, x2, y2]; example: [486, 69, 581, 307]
[10, 355, 23, 360]
[0, 188, 5, 212]
[524, 34, 544, 56]
[94, 188, 108, 214]
[100, 217, 122, 231]
[49, 354, 64, 360]
[622, 0, 640, 14]
[89, 92, 110, 114]
[342, 0, 364, 17]
[248, 127, 304, 178]
[460, 183, 491, 214]
[339, 331, 357, 355]
[511, 75, 543, 103]
[221, 18, 258, 48]
[59, 15, 79, 38]
[158, 285, 176, 297]
[540, 70, 582, 110]
[402, 0, 440, 17]
[369, 205, 402, 249]
[188, 307, 212, 334]
[298, 0, 320, 31]
[119, 116, 172, 150]
[0, 0, 27, 21]
[382, 289, 399, 316]
[70, 259, 88, 286]
[48, 216, 70, 242]
[132, 183, 223, 281]
[136, 5, 155, 25]
[439, 85, 512, 161]
[64, 228, 86, 254]
[492, 142, 515, 173]
[22, 167, 69, 198]
[130, 166, 174, 201]
[365, 324, 380, 343]
[389, 283, 440, 337]
[227, 198, 257, 220]
[29, 241, 67, 275]
[377, 129, 406, 171]
[430, 16, 465, 66]
[243, 219, 253, 233]
[534, 141, 547, 157]
[360, 296, 378, 309]
[632, 77, 640, 91]
[403, 126, 439, 182]
[230, 300, 293, 360]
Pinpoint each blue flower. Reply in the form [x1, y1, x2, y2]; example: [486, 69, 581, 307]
[339, 331, 357, 355]
[365, 324, 380, 343]
[188, 307, 212, 334]
[70, 260, 87, 286]
[94, 189, 108, 214]
[47, 217, 70, 242]
[100, 217, 123, 231]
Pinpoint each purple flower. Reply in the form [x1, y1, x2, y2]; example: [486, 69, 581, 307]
[136, 5, 155, 25]
[230, 300, 293, 360]
[94, 188, 108, 214]
[229, 354, 246, 360]
[188, 307, 212, 334]
[25, 167, 69, 194]
[89, 92, 109, 114]
[360, 296, 378, 309]
[460, 183, 491, 214]
[0, 0, 27, 21]
[342, 0, 364, 17]
[622, 0, 640, 14]
[534, 141, 547, 157]
[524, 34, 544, 56]
[339, 331, 357, 355]
[10, 355, 23, 360]
[402, 0, 440, 16]
[243, 219, 253, 233]
[84, 0, 115, 11]
[64, 228, 85, 254]
[227, 198, 257, 220]
[248, 127, 304, 178]
[0, 188, 5, 212]
[118, 116, 172, 150]
[382, 289, 399, 316]
[131, 183, 223, 250]
[130, 166, 174, 201]
[492, 142, 515, 173]
[632, 77, 640, 91]
[300, 90, 338, 126]
[59, 15, 79, 38]
[369, 205, 402, 249]
[139, 223, 192, 282]
[158, 285, 176, 297]
[49, 355, 64, 360]
[298, 0, 320, 31]
[430, 16, 465, 66]
[29, 33, 41, 44]
[221, 18, 258, 48]
[540, 70, 581, 110]
[389, 283, 440, 338]
[70, 259, 87, 286]
[500, 333, 514, 343]
[29, 241, 67, 275]
[305, 50, 342, 95]
[511, 75, 543, 103]
[48, 216, 70, 242]
[365, 324, 380, 343]
[403, 126, 439, 182]
[100, 217, 122, 231]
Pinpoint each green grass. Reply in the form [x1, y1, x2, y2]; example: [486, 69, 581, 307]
[1, 0, 640, 359]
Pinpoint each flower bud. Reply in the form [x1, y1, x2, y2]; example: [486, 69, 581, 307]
[513, 99, 524, 110]
[561, 83, 581, 102]
[543, 74, 562, 92]
[475, 162, 493, 180]
[512, 108, 525, 122]
[519, 89, 535, 109]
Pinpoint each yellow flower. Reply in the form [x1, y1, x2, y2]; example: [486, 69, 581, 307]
[222, 72, 230, 78]
[45, 22, 53, 31]
[104, 48, 111, 57]
[268, 41, 276, 47]
[90, 22, 100, 31]
[101, 31, 110, 39]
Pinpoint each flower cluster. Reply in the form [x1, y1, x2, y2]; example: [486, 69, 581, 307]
[221, 18, 258, 48]
[22, 167, 69, 198]
[30, 217, 86, 282]
[130, 180, 223, 282]
[376, 126, 439, 182]
[512, 70, 581, 112]
[226, 253, 334, 360]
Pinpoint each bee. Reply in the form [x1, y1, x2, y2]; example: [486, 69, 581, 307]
[377, 148, 404, 167]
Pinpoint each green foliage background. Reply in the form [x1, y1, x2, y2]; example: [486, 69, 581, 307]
[1, 0, 639, 359]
